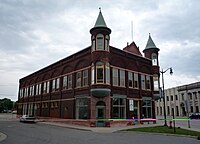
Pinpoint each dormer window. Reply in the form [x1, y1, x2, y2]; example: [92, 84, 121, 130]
[151, 53, 158, 66]
[96, 34, 104, 50]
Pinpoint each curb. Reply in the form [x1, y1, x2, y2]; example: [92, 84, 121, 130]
[0, 132, 7, 142]
[122, 130, 198, 139]
[40, 122, 92, 132]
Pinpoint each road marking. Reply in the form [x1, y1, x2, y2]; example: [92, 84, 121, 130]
[0, 132, 7, 142]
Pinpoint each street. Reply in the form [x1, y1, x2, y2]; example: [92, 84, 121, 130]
[0, 114, 200, 144]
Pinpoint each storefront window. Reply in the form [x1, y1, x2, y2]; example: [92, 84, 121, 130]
[112, 98, 126, 119]
[76, 98, 88, 119]
[142, 97, 152, 118]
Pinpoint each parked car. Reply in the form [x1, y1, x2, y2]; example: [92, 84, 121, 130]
[12, 110, 17, 114]
[189, 113, 200, 119]
[20, 115, 36, 123]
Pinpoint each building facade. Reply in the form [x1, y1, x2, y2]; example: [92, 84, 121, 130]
[156, 82, 200, 117]
[18, 10, 160, 126]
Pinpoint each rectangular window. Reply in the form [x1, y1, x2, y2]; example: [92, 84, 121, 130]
[63, 76, 68, 89]
[113, 68, 118, 86]
[43, 82, 47, 94]
[106, 65, 110, 84]
[68, 74, 72, 89]
[142, 98, 152, 118]
[32, 85, 35, 96]
[170, 95, 173, 101]
[128, 72, 133, 88]
[119, 69, 125, 87]
[56, 78, 60, 89]
[47, 81, 49, 93]
[113, 98, 126, 119]
[83, 69, 88, 86]
[30, 86, 32, 96]
[38, 83, 41, 95]
[92, 40, 95, 51]
[76, 98, 88, 119]
[175, 95, 178, 100]
[76, 72, 82, 87]
[167, 106, 170, 115]
[36, 84, 38, 95]
[191, 106, 193, 113]
[91, 66, 95, 84]
[141, 75, 145, 90]
[96, 66, 104, 83]
[167, 96, 169, 101]
[181, 94, 184, 100]
[134, 73, 138, 88]
[153, 76, 159, 91]
[146, 76, 151, 90]
[52, 79, 56, 91]
[97, 37, 103, 50]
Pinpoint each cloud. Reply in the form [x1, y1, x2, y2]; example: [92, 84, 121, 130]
[0, 0, 200, 100]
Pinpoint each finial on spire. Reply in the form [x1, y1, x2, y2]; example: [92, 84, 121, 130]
[99, 7, 101, 12]
[149, 33, 151, 36]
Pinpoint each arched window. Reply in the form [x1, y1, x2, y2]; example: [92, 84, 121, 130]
[151, 53, 158, 66]
[96, 34, 104, 50]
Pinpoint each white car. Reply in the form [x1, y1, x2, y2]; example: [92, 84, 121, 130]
[20, 115, 36, 123]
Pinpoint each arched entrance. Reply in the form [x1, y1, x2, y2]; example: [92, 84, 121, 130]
[96, 101, 106, 127]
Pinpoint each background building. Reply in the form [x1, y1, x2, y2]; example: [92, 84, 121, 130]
[18, 10, 160, 126]
[156, 82, 200, 117]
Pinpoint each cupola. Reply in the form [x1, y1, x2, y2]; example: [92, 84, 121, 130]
[90, 8, 111, 52]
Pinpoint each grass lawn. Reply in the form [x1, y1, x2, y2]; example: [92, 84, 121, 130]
[127, 126, 200, 137]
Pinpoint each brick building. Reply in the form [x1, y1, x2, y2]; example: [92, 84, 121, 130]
[18, 10, 160, 126]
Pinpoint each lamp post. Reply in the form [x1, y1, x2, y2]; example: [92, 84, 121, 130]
[161, 67, 173, 126]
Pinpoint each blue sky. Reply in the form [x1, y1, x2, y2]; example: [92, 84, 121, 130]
[0, 0, 200, 101]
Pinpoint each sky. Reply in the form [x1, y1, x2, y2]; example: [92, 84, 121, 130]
[0, 0, 200, 101]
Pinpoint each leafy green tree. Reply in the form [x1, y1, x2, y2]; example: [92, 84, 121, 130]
[0, 98, 15, 112]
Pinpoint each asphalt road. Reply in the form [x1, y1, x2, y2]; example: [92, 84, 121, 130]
[0, 120, 199, 144]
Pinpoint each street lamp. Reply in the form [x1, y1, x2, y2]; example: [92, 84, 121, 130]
[161, 67, 173, 126]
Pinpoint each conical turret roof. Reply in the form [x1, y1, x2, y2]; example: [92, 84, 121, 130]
[145, 33, 158, 50]
[94, 8, 107, 28]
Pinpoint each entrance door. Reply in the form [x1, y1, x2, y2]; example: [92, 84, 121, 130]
[96, 101, 106, 127]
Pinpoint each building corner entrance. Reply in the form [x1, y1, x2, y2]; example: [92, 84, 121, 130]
[96, 101, 106, 127]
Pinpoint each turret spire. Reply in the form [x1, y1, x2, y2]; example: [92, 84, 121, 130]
[94, 8, 107, 28]
[145, 33, 158, 50]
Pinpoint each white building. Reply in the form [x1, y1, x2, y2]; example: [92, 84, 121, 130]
[156, 82, 200, 117]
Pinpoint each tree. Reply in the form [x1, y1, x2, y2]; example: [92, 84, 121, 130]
[0, 98, 15, 112]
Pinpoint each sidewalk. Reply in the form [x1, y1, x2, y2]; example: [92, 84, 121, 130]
[40, 121, 162, 133]
[39, 117, 200, 133]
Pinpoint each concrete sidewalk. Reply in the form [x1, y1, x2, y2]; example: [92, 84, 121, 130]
[39, 118, 200, 133]
[40, 121, 162, 133]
